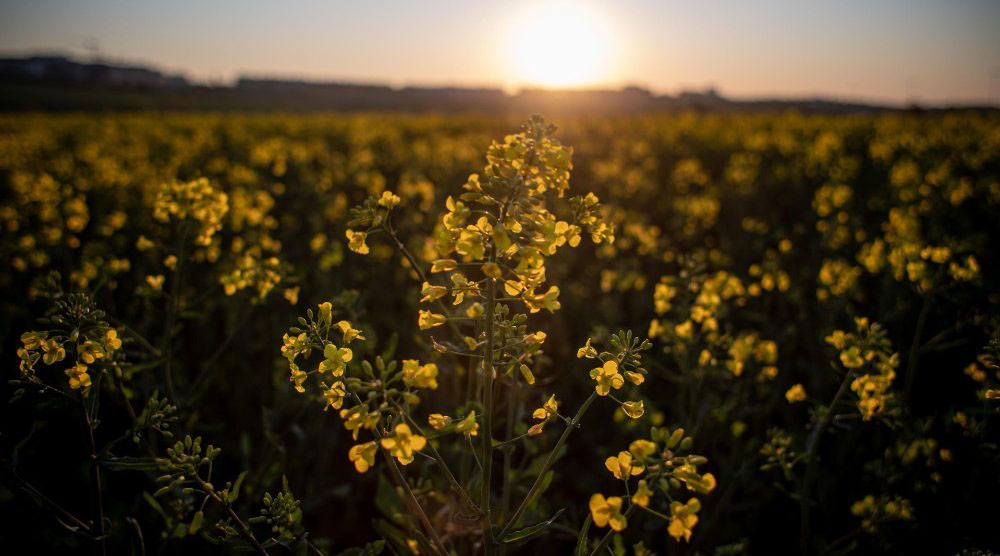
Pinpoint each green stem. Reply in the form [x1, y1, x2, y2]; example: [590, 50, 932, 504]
[499, 383, 516, 523]
[481, 274, 497, 555]
[402, 413, 481, 517]
[498, 391, 598, 539]
[497, 381, 517, 556]
[354, 394, 448, 556]
[193, 476, 269, 555]
[81, 397, 107, 556]
[903, 269, 940, 401]
[161, 227, 187, 402]
[799, 370, 853, 553]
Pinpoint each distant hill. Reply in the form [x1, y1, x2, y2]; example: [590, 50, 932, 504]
[1, 54, 994, 114]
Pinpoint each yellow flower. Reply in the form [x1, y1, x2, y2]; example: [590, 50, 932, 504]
[589, 493, 627, 531]
[519, 364, 535, 384]
[674, 320, 694, 340]
[625, 371, 645, 385]
[324, 381, 346, 410]
[674, 464, 717, 494]
[319, 343, 353, 376]
[418, 310, 446, 330]
[281, 332, 309, 363]
[20, 331, 46, 351]
[668, 498, 701, 542]
[78, 341, 105, 364]
[337, 320, 365, 343]
[605, 450, 644, 479]
[289, 363, 307, 393]
[525, 331, 547, 345]
[402, 360, 439, 390]
[340, 406, 379, 440]
[577, 338, 598, 359]
[840, 346, 864, 369]
[629, 439, 657, 462]
[456, 411, 479, 436]
[65, 363, 91, 390]
[466, 302, 484, 318]
[380, 423, 427, 465]
[785, 383, 807, 403]
[590, 360, 624, 396]
[621, 400, 645, 419]
[348, 441, 377, 473]
[317, 302, 333, 325]
[698, 349, 712, 366]
[482, 262, 502, 279]
[420, 282, 448, 303]
[136, 235, 154, 251]
[825, 330, 849, 350]
[103, 329, 122, 351]
[428, 414, 452, 430]
[377, 191, 401, 209]
[532, 395, 559, 420]
[346, 229, 369, 255]
[146, 274, 165, 292]
[41, 339, 66, 365]
[430, 259, 457, 273]
[283, 286, 300, 305]
[633, 480, 653, 508]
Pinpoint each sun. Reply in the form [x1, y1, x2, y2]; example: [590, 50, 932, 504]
[505, 2, 614, 88]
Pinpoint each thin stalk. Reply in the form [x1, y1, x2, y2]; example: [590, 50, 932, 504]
[481, 273, 497, 555]
[799, 370, 853, 553]
[497, 376, 516, 556]
[380, 439, 449, 556]
[402, 413, 481, 517]
[81, 398, 107, 556]
[499, 383, 516, 524]
[193, 476, 269, 555]
[903, 269, 941, 401]
[126, 517, 146, 556]
[498, 391, 598, 539]
[161, 227, 187, 401]
[354, 394, 448, 556]
[12, 472, 93, 535]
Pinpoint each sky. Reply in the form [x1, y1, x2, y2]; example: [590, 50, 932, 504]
[1, 0, 999, 105]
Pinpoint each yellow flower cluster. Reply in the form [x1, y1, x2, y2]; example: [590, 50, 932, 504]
[826, 318, 898, 420]
[589, 429, 714, 544]
[850, 494, 914, 532]
[17, 326, 122, 393]
[153, 177, 229, 246]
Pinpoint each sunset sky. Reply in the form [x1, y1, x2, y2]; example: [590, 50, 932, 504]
[1, 0, 998, 105]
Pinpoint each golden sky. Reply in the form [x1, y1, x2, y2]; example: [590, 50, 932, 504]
[1, 0, 998, 105]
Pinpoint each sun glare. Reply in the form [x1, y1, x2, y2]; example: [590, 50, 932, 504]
[506, 2, 613, 88]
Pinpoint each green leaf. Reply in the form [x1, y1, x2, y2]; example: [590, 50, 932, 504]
[574, 514, 592, 555]
[188, 510, 204, 535]
[228, 471, 247, 503]
[500, 508, 565, 544]
[143, 491, 165, 519]
[101, 456, 159, 471]
[153, 485, 172, 498]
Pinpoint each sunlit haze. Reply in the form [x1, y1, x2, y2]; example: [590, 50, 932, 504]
[1, 0, 998, 105]
[505, 3, 614, 87]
